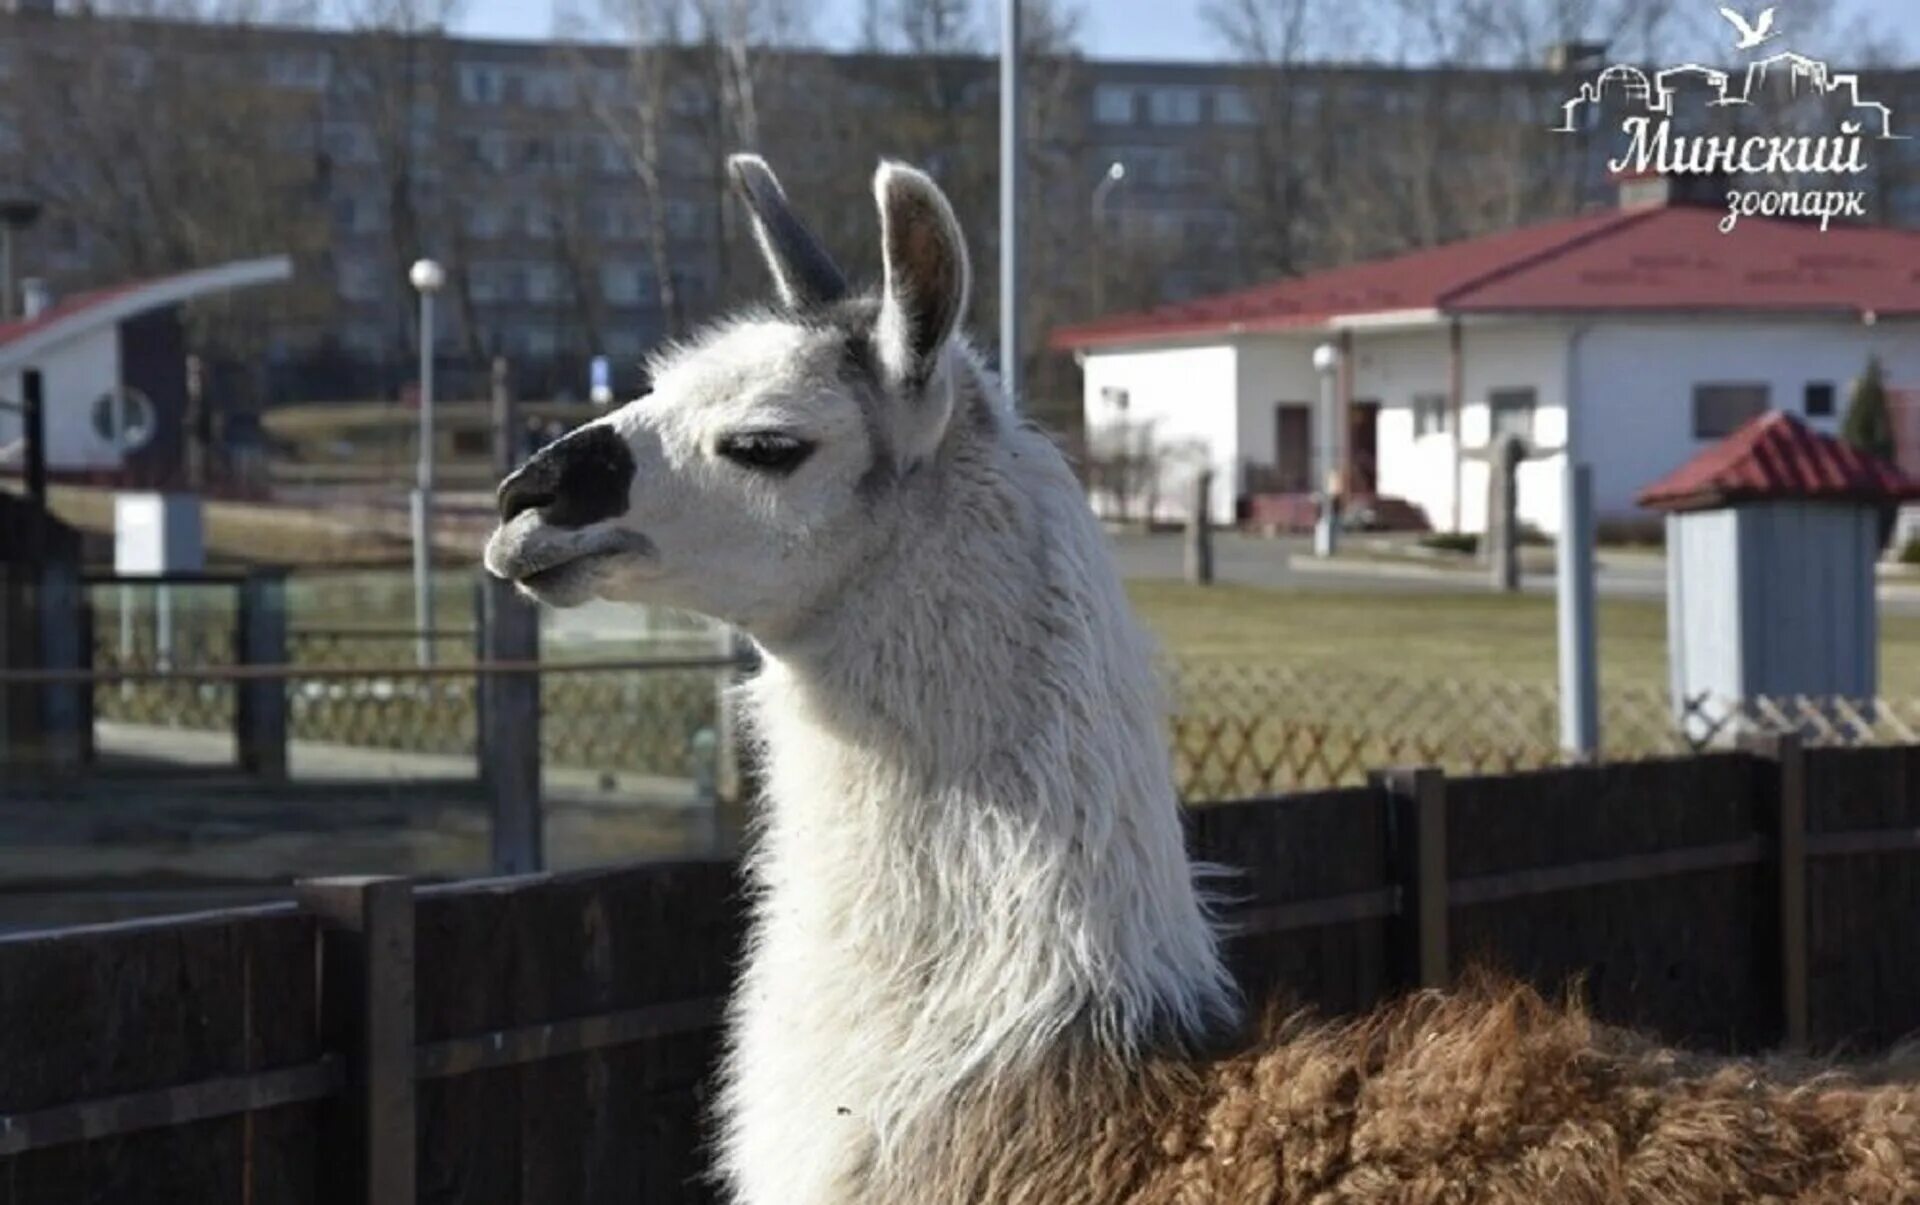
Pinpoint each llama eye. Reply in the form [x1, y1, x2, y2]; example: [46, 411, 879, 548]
[716, 431, 814, 475]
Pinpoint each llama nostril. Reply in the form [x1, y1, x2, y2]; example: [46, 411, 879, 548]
[497, 470, 557, 523]
[495, 425, 636, 528]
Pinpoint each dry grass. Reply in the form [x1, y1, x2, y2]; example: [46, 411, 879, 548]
[1126, 580, 1920, 698]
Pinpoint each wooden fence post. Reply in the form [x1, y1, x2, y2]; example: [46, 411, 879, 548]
[236, 569, 288, 780]
[1375, 766, 1449, 991]
[1742, 732, 1810, 1049]
[480, 358, 544, 875]
[298, 876, 416, 1205]
[1185, 470, 1214, 586]
[21, 367, 44, 508]
[35, 559, 85, 771]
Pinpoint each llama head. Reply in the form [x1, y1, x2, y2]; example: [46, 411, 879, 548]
[483, 155, 975, 636]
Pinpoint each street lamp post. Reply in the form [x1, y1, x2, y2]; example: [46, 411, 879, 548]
[0, 196, 43, 322]
[409, 257, 446, 668]
[1090, 161, 1125, 315]
[1312, 341, 1342, 558]
[1000, 0, 1023, 406]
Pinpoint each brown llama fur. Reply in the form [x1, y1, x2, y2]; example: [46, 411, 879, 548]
[874, 978, 1920, 1203]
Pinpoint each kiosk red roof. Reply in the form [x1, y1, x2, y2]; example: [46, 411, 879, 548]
[1638, 411, 1920, 513]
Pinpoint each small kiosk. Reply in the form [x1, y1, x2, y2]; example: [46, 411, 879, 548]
[1639, 411, 1919, 741]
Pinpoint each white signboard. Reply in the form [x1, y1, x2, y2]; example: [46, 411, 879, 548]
[114, 493, 206, 576]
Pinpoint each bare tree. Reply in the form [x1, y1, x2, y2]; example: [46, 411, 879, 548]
[3, 5, 328, 376]
[329, 0, 464, 373]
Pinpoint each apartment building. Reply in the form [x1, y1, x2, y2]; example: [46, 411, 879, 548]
[1, 6, 1914, 419]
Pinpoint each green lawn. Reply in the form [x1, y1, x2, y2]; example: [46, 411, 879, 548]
[1125, 581, 1920, 698]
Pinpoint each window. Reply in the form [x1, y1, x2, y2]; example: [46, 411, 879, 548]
[90, 387, 156, 451]
[1214, 86, 1256, 125]
[464, 201, 506, 240]
[337, 259, 382, 302]
[665, 200, 701, 238]
[1093, 84, 1136, 124]
[468, 262, 513, 303]
[333, 194, 384, 235]
[1692, 383, 1769, 438]
[518, 325, 558, 357]
[524, 263, 560, 304]
[1100, 386, 1130, 412]
[267, 50, 330, 90]
[521, 201, 555, 239]
[1147, 86, 1204, 126]
[1804, 381, 1836, 418]
[521, 69, 575, 109]
[321, 122, 375, 165]
[1413, 393, 1449, 438]
[1488, 388, 1536, 442]
[601, 263, 651, 306]
[459, 62, 505, 105]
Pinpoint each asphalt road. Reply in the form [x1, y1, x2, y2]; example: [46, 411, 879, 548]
[1107, 531, 1920, 615]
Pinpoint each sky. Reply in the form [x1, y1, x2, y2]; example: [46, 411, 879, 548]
[457, 0, 1915, 62]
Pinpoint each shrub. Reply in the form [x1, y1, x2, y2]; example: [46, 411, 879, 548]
[1842, 355, 1896, 464]
[1420, 532, 1479, 555]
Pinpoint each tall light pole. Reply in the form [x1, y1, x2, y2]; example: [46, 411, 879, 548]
[409, 257, 446, 668]
[1312, 341, 1342, 558]
[0, 196, 42, 322]
[1000, 0, 1023, 406]
[1090, 161, 1125, 315]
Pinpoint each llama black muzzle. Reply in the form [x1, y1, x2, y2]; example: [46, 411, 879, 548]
[497, 424, 636, 529]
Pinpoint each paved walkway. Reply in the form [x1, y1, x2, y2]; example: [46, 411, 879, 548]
[1108, 532, 1920, 612]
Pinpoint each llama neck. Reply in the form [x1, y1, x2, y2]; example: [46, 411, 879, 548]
[736, 401, 1236, 1127]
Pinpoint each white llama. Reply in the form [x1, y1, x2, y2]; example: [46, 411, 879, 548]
[485, 157, 1920, 1204]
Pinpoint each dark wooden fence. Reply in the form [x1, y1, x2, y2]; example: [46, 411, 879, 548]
[5, 740, 1920, 1203]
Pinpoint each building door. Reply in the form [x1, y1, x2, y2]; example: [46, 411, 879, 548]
[1274, 404, 1311, 492]
[1349, 400, 1381, 495]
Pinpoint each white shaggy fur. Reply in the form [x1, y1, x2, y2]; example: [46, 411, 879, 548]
[485, 158, 1236, 1204]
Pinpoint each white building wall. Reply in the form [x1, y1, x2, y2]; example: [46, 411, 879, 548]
[1079, 314, 1919, 538]
[1233, 333, 1320, 482]
[1577, 318, 1920, 522]
[1080, 344, 1240, 525]
[1343, 328, 1453, 530]
[1458, 323, 1570, 536]
[0, 329, 123, 470]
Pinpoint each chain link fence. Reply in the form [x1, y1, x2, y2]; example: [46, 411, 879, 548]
[1160, 659, 1920, 800]
[86, 586, 742, 784]
[80, 599, 1920, 804]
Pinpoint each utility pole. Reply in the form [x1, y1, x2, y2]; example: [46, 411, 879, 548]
[408, 258, 446, 668]
[1090, 161, 1125, 315]
[999, 0, 1023, 406]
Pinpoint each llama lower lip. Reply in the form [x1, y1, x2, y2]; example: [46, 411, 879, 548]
[498, 530, 656, 584]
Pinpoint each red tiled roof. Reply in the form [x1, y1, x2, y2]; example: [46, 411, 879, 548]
[0, 283, 142, 349]
[1052, 206, 1920, 349]
[1637, 410, 1920, 513]
[0, 258, 292, 371]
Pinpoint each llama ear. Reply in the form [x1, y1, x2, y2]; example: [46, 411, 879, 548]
[873, 161, 970, 397]
[727, 153, 848, 310]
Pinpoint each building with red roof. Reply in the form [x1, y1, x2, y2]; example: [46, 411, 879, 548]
[1052, 183, 1920, 532]
[1637, 411, 1918, 730]
[0, 257, 290, 485]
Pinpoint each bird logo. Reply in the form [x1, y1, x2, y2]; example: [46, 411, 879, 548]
[1718, 6, 1781, 50]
